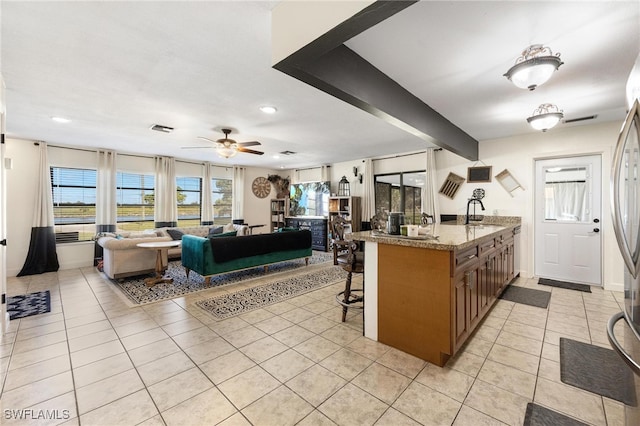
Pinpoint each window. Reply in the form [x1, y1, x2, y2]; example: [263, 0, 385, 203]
[375, 171, 425, 225]
[50, 167, 97, 242]
[116, 172, 155, 231]
[212, 177, 232, 225]
[176, 177, 202, 227]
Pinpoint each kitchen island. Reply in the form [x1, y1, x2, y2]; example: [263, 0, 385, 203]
[350, 222, 520, 367]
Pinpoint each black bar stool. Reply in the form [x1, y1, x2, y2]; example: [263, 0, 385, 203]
[331, 216, 364, 322]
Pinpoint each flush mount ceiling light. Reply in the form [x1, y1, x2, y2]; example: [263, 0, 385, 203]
[527, 103, 564, 131]
[51, 116, 71, 123]
[259, 105, 277, 114]
[504, 44, 563, 90]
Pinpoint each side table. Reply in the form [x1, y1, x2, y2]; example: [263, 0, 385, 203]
[136, 240, 182, 287]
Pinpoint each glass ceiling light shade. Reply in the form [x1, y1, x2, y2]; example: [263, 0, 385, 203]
[504, 44, 563, 91]
[527, 103, 564, 132]
[216, 141, 238, 159]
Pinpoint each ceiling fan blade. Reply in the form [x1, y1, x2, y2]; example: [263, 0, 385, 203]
[196, 136, 217, 144]
[237, 141, 261, 147]
[237, 147, 264, 155]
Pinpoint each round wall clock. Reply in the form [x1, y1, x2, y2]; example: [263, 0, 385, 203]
[252, 176, 271, 198]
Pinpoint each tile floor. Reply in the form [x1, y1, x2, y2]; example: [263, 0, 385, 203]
[0, 263, 629, 426]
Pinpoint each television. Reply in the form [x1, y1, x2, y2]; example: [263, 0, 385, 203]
[289, 181, 330, 217]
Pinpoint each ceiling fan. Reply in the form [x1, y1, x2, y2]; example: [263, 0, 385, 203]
[183, 128, 264, 159]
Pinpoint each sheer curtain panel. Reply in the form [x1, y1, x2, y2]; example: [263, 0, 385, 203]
[154, 156, 177, 227]
[96, 149, 116, 233]
[232, 166, 245, 222]
[362, 158, 375, 222]
[422, 148, 440, 223]
[201, 163, 213, 225]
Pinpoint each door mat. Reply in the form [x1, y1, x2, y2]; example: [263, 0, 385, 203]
[7, 290, 51, 320]
[523, 403, 588, 426]
[197, 266, 348, 319]
[113, 251, 333, 305]
[559, 337, 636, 405]
[538, 278, 591, 293]
[498, 285, 550, 309]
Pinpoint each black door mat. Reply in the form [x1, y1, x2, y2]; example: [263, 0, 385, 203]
[538, 278, 592, 293]
[523, 403, 588, 426]
[559, 337, 637, 405]
[498, 285, 550, 309]
[7, 290, 51, 320]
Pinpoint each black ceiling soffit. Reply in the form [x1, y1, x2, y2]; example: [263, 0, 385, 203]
[273, 0, 479, 161]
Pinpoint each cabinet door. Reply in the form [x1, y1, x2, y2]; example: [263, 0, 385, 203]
[454, 273, 469, 347]
[478, 254, 493, 315]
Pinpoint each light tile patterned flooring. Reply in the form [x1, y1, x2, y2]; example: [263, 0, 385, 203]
[0, 264, 629, 425]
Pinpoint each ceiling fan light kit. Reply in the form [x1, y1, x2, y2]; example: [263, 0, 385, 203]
[504, 44, 563, 91]
[527, 103, 564, 132]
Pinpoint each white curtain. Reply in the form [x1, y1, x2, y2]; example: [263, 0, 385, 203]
[232, 166, 245, 221]
[422, 148, 440, 223]
[544, 182, 587, 221]
[18, 142, 59, 276]
[201, 162, 213, 225]
[96, 149, 117, 232]
[154, 156, 177, 227]
[291, 169, 300, 184]
[320, 165, 329, 182]
[362, 158, 375, 221]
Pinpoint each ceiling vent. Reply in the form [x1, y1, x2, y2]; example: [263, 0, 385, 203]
[562, 115, 598, 124]
[150, 124, 174, 133]
[279, 150, 296, 155]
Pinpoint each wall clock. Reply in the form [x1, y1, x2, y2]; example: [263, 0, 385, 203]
[252, 176, 271, 198]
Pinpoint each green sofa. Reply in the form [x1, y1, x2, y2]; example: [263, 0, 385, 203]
[181, 230, 313, 285]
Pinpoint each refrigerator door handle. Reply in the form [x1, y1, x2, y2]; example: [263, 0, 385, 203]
[607, 311, 640, 375]
[611, 99, 640, 278]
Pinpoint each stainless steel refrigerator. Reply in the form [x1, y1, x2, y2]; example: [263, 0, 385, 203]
[608, 94, 640, 425]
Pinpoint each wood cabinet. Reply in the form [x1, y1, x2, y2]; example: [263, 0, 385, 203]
[269, 199, 287, 232]
[377, 227, 518, 367]
[328, 196, 361, 232]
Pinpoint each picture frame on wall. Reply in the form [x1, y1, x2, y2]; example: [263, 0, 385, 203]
[467, 166, 492, 183]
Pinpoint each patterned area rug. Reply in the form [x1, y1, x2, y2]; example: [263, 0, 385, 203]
[197, 266, 348, 319]
[114, 251, 334, 305]
[7, 290, 51, 320]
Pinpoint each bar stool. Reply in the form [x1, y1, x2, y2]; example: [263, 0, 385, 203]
[331, 216, 364, 322]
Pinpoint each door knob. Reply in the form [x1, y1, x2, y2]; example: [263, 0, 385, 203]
[593, 228, 600, 233]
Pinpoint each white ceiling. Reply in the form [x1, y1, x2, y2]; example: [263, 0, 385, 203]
[2, 1, 639, 169]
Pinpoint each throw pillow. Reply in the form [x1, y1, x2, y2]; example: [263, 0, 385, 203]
[210, 231, 237, 238]
[223, 222, 235, 233]
[208, 226, 223, 236]
[166, 229, 185, 240]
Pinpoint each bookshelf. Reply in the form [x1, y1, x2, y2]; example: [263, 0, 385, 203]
[328, 196, 361, 232]
[269, 198, 288, 232]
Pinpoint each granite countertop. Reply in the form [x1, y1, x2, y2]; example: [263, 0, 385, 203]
[349, 223, 518, 251]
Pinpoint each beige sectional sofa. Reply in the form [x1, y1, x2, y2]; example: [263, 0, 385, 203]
[98, 224, 250, 279]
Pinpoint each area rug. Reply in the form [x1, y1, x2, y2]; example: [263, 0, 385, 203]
[498, 285, 550, 309]
[523, 403, 588, 426]
[197, 266, 348, 319]
[113, 251, 334, 305]
[559, 337, 636, 405]
[7, 290, 51, 320]
[538, 278, 592, 293]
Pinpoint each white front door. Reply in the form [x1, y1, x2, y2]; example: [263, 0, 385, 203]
[534, 155, 602, 286]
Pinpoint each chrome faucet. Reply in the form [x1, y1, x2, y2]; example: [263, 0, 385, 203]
[465, 198, 486, 224]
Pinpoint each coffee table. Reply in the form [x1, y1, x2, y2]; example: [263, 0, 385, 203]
[136, 240, 182, 287]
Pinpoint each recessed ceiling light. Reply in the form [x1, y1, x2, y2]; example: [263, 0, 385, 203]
[272, 154, 280, 159]
[260, 106, 277, 114]
[51, 116, 71, 123]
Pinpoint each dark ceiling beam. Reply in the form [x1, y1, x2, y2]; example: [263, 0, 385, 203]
[273, 0, 479, 161]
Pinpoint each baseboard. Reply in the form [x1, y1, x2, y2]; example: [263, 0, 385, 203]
[604, 281, 624, 292]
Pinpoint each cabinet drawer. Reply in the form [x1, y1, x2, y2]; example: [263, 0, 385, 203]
[454, 245, 478, 271]
[479, 238, 496, 255]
